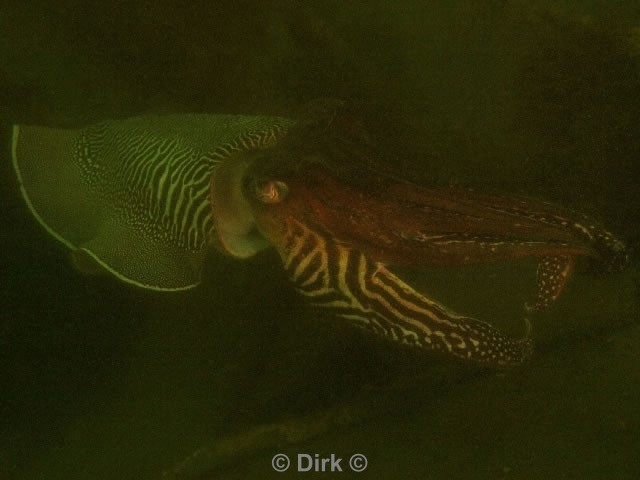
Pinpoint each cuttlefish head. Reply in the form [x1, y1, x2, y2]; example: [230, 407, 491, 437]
[210, 111, 397, 262]
[208, 103, 386, 262]
[211, 111, 535, 367]
[211, 107, 449, 267]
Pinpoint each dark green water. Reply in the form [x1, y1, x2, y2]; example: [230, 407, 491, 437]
[1, 2, 639, 479]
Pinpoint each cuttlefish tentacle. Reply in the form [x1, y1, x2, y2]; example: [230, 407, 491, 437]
[528, 255, 575, 312]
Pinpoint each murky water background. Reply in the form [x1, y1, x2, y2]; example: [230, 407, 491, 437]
[1, 1, 639, 479]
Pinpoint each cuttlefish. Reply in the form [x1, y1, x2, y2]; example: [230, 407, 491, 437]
[10, 104, 628, 367]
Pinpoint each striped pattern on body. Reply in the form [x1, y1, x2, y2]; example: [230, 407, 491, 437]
[280, 219, 531, 366]
[76, 117, 290, 252]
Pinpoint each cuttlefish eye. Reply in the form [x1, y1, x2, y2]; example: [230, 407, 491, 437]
[254, 180, 289, 204]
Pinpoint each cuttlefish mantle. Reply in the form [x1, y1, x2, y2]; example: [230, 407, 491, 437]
[11, 114, 293, 290]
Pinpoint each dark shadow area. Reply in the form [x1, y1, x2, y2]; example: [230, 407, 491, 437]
[1, 1, 638, 479]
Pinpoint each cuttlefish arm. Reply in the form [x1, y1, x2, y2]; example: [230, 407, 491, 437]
[232, 115, 627, 366]
[265, 213, 534, 365]
[238, 166, 535, 366]
[291, 175, 628, 313]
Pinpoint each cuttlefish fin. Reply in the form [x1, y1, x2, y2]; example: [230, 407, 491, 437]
[12, 124, 102, 250]
[75, 216, 207, 290]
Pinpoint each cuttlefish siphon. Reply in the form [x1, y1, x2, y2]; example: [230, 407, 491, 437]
[10, 104, 629, 367]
